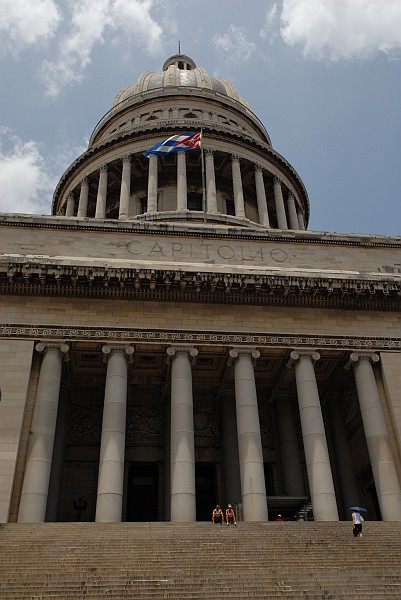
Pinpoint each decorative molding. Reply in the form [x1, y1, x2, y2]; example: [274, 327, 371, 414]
[2, 324, 400, 351]
[1, 262, 400, 309]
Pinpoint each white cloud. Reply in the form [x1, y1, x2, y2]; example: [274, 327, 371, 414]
[260, 2, 278, 41]
[279, 0, 401, 61]
[40, 0, 162, 97]
[0, 0, 61, 55]
[213, 25, 256, 64]
[0, 128, 54, 214]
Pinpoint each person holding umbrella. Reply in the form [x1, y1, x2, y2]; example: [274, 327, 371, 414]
[350, 506, 366, 538]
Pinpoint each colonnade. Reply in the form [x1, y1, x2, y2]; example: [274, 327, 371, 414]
[17, 344, 401, 523]
[64, 150, 306, 229]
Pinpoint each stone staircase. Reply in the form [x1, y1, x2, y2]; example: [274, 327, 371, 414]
[1, 521, 401, 599]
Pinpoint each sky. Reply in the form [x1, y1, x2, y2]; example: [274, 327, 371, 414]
[0, 0, 400, 236]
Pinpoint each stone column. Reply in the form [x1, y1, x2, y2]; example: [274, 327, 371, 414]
[119, 155, 131, 219]
[18, 342, 69, 523]
[348, 352, 401, 521]
[297, 208, 306, 230]
[147, 154, 158, 212]
[163, 389, 171, 521]
[77, 177, 89, 218]
[229, 348, 268, 521]
[231, 155, 245, 218]
[274, 389, 305, 497]
[65, 192, 75, 217]
[95, 164, 108, 219]
[46, 383, 70, 522]
[287, 192, 299, 229]
[177, 152, 188, 210]
[327, 391, 361, 517]
[95, 345, 134, 522]
[290, 351, 338, 521]
[205, 150, 217, 212]
[221, 387, 242, 508]
[273, 177, 288, 229]
[254, 165, 270, 227]
[167, 346, 198, 522]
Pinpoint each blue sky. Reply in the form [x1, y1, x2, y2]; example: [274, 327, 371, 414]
[0, 0, 400, 236]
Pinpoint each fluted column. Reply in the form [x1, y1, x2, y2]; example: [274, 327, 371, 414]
[119, 155, 131, 219]
[287, 192, 299, 229]
[348, 352, 401, 520]
[18, 342, 69, 523]
[275, 389, 305, 497]
[95, 164, 108, 219]
[65, 192, 75, 217]
[205, 150, 217, 212]
[77, 177, 89, 218]
[221, 387, 242, 507]
[231, 155, 245, 218]
[254, 165, 270, 227]
[229, 348, 268, 521]
[290, 351, 338, 521]
[273, 177, 288, 229]
[167, 345, 198, 522]
[95, 345, 134, 522]
[177, 152, 187, 210]
[147, 154, 158, 212]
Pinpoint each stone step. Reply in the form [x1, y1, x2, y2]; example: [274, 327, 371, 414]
[1, 522, 401, 599]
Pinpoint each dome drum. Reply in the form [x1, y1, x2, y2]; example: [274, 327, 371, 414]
[54, 139, 308, 230]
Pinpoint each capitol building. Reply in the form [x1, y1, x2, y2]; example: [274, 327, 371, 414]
[0, 53, 400, 525]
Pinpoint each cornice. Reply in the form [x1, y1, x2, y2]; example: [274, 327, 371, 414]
[1, 261, 400, 310]
[0, 323, 399, 351]
[1, 215, 400, 248]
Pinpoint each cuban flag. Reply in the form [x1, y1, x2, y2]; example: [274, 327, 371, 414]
[143, 132, 201, 157]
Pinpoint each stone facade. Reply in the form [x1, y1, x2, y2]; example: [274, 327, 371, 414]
[0, 54, 400, 524]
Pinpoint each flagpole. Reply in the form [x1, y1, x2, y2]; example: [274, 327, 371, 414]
[200, 129, 207, 223]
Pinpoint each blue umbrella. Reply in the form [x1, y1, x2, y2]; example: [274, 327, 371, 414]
[349, 506, 367, 513]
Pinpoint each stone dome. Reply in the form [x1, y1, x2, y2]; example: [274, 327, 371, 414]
[111, 53, 252, 112]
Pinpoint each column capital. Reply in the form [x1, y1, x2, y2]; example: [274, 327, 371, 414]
[346, 351, 380, 369]
[229, 347, 260, 366]
[99, 163, 108, 173]
[254, 164, 263, 173]
[231, 154, 240, 163]
[35, 342, 69, 361]
[205, 149, 214, 158]
[274, 176, 282, 185]
[166, 345, 198, 364]
[80, 176, 89, 186]
[122, 154, 132, 164]
[102, 344, 134, 364]
[289, 350, 320, 366]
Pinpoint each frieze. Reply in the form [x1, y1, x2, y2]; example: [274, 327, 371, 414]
[1, 323, 400, 351]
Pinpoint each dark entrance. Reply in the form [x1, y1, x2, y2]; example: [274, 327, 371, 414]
[196, 463, 217, 521]
[127, 463, 159, 521]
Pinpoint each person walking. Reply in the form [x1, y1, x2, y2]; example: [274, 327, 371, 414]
[352, 510, 364, 538]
